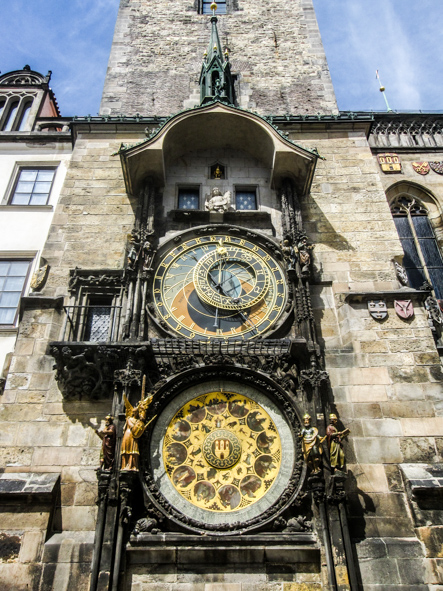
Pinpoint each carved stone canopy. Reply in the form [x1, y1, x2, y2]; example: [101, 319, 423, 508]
[119, 102, 318, 197]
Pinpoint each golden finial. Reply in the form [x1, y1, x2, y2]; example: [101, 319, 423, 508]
[210, 2, 218, 11]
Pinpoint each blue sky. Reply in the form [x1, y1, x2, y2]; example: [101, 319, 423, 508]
[0, 0, 441, 116]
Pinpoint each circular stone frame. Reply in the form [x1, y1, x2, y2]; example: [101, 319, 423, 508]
[140, 365, 305, 534]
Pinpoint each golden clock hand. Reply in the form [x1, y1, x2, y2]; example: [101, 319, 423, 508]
[208, 273, 258, 334]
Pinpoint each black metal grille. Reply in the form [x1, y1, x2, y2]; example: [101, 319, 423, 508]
[62, 305, 122, 342]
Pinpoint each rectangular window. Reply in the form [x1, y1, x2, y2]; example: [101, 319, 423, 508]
[84, 297, 113, 342]
[0, 260, 30, 326]
[10, 167, 56, 205]
[202, 0, 226, 14]
[178, 188, 200, 210]
[236, 189, 257, 211]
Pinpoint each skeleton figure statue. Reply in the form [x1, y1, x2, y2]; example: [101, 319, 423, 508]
[326, 413, 350, 473]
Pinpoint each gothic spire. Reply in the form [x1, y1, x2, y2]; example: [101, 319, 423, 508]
[199, 2, 235, 105]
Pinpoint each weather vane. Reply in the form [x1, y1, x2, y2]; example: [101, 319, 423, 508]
[376, 70, 393, 113]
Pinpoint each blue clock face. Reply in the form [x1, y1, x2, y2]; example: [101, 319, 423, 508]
[152, 233, 287, 340]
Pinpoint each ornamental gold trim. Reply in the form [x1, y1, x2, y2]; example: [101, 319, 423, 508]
[162, 391, 282, 513]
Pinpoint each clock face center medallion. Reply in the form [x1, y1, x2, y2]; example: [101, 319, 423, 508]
[203, 428, 242, 469]
[161, 391, 283, 513]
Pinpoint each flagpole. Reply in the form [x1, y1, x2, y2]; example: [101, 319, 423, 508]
[376, 70, 393, 112]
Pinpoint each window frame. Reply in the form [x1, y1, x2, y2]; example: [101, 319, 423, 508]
[177, 185, 201, 211]
[0, 259, 32, 329]
[6, 165, 57, 207]
[200, 0, 227, 15]
[391, 195, 443, 298]
[234, 186, 259, 211]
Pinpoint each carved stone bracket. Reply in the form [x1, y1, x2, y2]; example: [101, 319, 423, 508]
[299, 368, 329, 389]
[68, 268, 125, 293]
[50, 343, 154, 400]
[151, 345, 301, 395]
[327, 472, 348, 504]
[96, 469, 112, 506]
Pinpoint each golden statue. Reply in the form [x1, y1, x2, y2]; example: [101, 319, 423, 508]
[326, 413, 350, 473]
[121, 378, 156, 471]
[213, 165, 223, 179]
[299, 413, 324, 474]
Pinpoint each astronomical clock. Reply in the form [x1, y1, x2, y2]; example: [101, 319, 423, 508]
[139, 226, 305, 534]
[142, 374, 304, 533]
[149, 227, 289, 340]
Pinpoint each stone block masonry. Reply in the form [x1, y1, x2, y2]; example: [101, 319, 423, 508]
[100, 0, 337, 117]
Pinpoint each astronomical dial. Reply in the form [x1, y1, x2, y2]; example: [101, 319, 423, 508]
[162, 391, 282, 513]
[152, 233, 287, 340]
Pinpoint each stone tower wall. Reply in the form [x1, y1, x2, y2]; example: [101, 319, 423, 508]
[100, 0, 338, 116]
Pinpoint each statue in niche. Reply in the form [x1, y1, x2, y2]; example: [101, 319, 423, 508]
[299, 413, 323, 474]
[295, 236, 314, 277]
[95, 415, 117, 470]
[212, 164, 225, 179]
[121, 383, 156, 471]
[142, 234, 156, 271]
[326, 413, 349, 473]
[205, 188, 232, 212]
[281, 237, 297, 275]
[127, 229, 141, 270]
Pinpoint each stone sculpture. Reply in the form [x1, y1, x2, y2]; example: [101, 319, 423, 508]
[299, 413, 323, 473]
[205, 188, 231, 212]
[95, 415, 117, 470]
[326, 413, 350, 473]
[121, 381, 156, 471]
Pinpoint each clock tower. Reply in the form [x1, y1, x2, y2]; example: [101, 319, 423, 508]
[3, 1, 443, 590]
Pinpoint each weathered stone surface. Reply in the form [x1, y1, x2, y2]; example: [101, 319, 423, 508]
[0, 472, 59, 496]
[100, 0, 337, 117]
[400, 438, 438, 463]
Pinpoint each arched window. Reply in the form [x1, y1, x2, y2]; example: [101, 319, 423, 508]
[17, 99, 33, 131]
[0, 97, 5, 119]
[3, 99, 19, 131]
[390, 195, 443, 298]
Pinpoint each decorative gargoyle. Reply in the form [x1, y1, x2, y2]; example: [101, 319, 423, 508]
[132, 516, 161, 536]
[283, 515, 312, 533]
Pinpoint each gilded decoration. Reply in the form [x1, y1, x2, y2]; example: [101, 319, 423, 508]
[162, 391, 281, 513]
[377, 153, 401, 173]
[152, 232, 287, 340]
